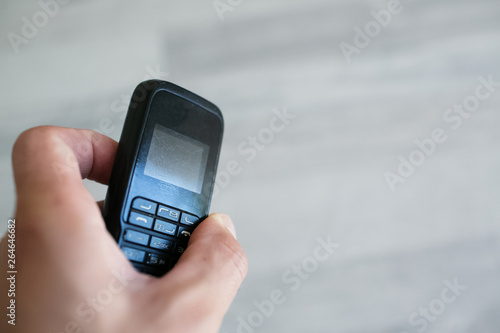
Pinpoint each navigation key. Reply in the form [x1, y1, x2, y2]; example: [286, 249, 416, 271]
[132, 198, 157, 215]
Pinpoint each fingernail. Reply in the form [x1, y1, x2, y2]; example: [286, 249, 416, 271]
[216, 213, 237, 239]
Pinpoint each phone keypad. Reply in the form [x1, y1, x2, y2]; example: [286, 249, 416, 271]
[121, 197, 199, 276]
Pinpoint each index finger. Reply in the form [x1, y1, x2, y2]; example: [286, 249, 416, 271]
[12, 126, 118, 224]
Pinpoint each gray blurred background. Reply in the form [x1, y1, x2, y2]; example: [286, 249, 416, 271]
[1, 0, 500, 332]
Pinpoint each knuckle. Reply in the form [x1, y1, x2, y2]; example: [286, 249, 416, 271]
[12, 126, 58, 157]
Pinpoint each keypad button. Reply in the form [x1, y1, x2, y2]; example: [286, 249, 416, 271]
[129, 212, 154, 229]
[132, 198, 157, 215]
[153, 220, 177, 236]
[124, 229, 150, 246]
[177, 226, 193, 242]
[180, 212, 200, 226]
[157, 205, 180, 222]
[176, 244, 186, 255]
[122, 247, 146, 263]
[123, 200, 202, 275]
[150, 236, 174, 252]
[146, 253, 169, 267]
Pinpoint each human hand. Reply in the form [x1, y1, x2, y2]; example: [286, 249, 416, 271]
[0, 126, 248, 333]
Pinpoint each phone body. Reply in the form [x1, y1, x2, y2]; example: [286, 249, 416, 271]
[103, 80, 224, 277]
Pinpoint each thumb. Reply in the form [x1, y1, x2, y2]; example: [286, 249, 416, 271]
[157, 214, 248, 320]
[179, 213, 247, 292]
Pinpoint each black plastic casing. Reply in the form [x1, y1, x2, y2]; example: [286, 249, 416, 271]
[103, 80, 223, 275]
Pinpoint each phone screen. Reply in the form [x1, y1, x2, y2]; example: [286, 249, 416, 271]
[144, 124, 210, 193]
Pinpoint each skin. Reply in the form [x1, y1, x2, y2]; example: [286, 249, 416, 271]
[0, 126, 248, 333]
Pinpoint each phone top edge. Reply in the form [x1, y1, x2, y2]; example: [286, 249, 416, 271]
[140, 80, 224, 126]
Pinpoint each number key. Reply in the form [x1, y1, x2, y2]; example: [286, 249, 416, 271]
[150, 237, 174, 252]
[122, 247, 145, 263]
[146, 253, 169, 267]
[124, 229, 150, 246]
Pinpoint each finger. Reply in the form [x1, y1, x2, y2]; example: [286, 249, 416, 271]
[12, 126, 117, 225]
[157, 214, 248, 322]
[13, 126, 117, 187]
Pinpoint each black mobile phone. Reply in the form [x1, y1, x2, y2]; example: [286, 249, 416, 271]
[103, 80, 224, 277]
